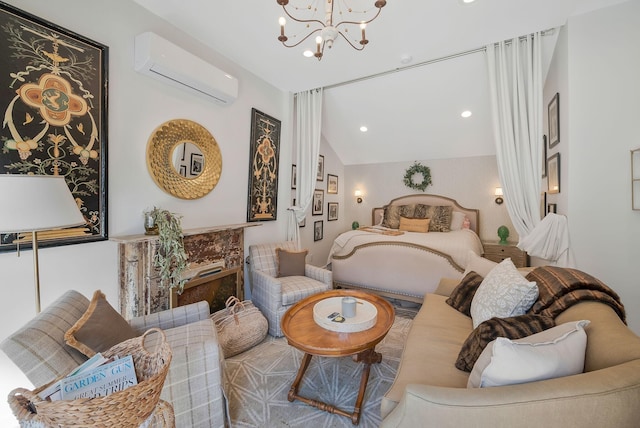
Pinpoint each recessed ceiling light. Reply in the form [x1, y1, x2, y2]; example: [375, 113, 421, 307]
[400, 54, 413, 65]
[461, 110, 472, 118]
[462, 0, 476, 4]
[360, 126, 368, 132]
[303, 50, 313, 58]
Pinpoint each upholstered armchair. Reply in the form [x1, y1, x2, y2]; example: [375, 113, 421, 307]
[1, 290, 227, 428]
[249, 241, 332, 337]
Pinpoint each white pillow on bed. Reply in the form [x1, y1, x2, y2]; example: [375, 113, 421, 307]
[450, 211, 466, 231]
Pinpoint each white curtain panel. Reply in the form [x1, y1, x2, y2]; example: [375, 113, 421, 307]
[287, 88, 323, 245]
[486, 33, 543, 239]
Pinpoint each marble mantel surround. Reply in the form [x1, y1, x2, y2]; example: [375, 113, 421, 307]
[112, 223, 258, 318]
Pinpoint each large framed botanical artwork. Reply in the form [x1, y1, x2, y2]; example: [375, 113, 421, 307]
[247, 108, 281, 222]
[0, 2, 108, 252]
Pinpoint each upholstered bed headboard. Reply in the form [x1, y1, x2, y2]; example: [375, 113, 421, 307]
[371, 194, 480, 234]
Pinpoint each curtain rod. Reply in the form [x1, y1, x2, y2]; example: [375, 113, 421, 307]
[321, 28, 556, 92]
[322, 47, 485, 91]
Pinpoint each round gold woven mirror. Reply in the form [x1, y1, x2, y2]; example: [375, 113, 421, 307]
[146, 119, 222, 199]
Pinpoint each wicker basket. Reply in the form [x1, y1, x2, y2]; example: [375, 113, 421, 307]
[211, 296, 268, 358]
[9, 328, 173, 428]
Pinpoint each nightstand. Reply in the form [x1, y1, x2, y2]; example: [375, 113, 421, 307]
[482, 241, 529, 268]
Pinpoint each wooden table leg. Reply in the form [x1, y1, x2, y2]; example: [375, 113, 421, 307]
[287, 347, 382, 425]
[288, 352, 313, 402]
[350, 347, 382, 425]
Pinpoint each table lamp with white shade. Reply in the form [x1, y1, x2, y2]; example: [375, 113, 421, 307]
[0, 175, 85, 313]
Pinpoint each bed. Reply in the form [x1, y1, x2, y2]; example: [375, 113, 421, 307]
[329, 194, 483, 302]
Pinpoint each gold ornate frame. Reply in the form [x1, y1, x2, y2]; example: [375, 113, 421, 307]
[146, 119, 222, 199]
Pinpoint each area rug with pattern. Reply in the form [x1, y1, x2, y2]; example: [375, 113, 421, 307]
[224, 314, 413, 427]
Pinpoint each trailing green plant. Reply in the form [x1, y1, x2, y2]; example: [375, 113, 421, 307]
[146, 207, 188, 293]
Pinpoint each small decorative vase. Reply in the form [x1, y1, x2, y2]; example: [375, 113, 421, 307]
[352, 221, 360, 230]
[497, 225, 509, 244]
[144, 212, 159, 235]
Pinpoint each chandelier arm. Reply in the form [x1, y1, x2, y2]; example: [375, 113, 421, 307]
[280, 28, 322, 48]
[336, 31, 365, 51]
[280, 6, 325, 27]
[333, 6, 383, 28]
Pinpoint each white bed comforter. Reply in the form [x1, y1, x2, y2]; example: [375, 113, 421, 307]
[328, 227, 483, 269]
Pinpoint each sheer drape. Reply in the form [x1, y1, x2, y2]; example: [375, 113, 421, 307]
[487, 33, 574, 266]
[486, 33, 543, 238]
[287, 88, 323, 245]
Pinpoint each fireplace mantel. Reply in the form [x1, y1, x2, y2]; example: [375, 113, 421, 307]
[113, 222, 259, 318]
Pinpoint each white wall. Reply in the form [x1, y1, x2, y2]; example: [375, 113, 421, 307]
[562, 0, 640, 333]
[297, 138, 347, 266]
[0, 1, 292, 425]
[344, 155, 515, 242]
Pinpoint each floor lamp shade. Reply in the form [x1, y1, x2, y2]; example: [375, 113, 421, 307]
[0, 175, 85, 312]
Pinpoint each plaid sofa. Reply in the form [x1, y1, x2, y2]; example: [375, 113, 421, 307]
[1, 290, 226, 428]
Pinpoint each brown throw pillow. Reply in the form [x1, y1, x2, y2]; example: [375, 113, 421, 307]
[276, 248, 308, 277]
[446, 271, 484, 316]
[64, 290, 138, 357]
[398, 216, 430, 233]
[455, 314, 556, 372]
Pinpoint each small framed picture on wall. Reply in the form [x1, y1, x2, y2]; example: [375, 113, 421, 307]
[547, 153, 560, 194]
[317, 155, 324, 181]
[314, 220, 323, 241]
[327, 202, 338, 221]
[312, 189, 324, 215]
[327, 174, 338, 194]
[548, 93, 560, 148]
[291, 164, 297, 189]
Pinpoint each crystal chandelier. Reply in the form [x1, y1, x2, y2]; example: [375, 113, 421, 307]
[277, 0, 387, 60]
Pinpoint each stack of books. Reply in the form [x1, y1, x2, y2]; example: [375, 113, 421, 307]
[39, 353, 138, 401]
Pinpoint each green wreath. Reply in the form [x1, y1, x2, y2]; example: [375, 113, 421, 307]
[403, 162, 432, 191]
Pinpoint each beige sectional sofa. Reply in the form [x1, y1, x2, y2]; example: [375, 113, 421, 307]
[381, 273, 640, 428]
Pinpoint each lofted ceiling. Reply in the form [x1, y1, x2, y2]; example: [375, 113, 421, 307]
[133, 0, 627, 165]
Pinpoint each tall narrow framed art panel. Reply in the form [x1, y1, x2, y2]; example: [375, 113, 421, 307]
[247, 108, 281, 222]
[0, 2, 109, 252]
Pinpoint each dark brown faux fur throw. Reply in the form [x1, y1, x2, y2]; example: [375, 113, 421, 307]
[456, 314, 555, 372]
[525, 266, 626, 323]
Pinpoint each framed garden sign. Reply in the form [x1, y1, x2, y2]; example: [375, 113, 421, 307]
[247, 108, 281, 222]
[0, 2, 109, 252]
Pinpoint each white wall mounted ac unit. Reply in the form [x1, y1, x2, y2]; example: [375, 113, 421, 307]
[134, 31, 238, 105]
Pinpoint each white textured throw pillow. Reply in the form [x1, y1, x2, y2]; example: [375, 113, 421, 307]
[467, 320, 590, 388]
[470, 258, 539, 328]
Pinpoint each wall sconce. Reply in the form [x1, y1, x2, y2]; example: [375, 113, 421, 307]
[355, 190, 363, 204]
[494, 187, 504, 205]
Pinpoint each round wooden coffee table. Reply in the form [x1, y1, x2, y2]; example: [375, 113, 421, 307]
[281, 289, 395, 425]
